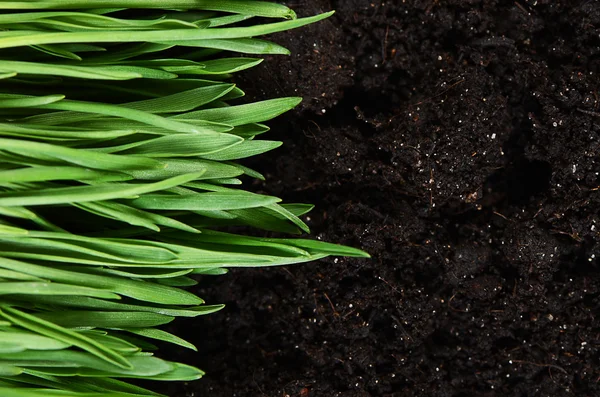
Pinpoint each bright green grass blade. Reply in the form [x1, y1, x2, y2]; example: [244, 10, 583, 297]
[60, 376, 165, 396]
[129, 191, 280, 211]
[0, 224, 28, 236]
[0, 94, 64, 108]
[220, 87, 245, 102]
[128, 158, 242, 180]
[122, 84, 236, 113]
[73, 201, 201, 233]
[0, 350, 173, 377]
[23, 98, 210, 134]
[58, 118, 233, 135]
[30, 44, 82, 61]
[0, 72, 17, 80]
[0, 342, 25, 354]
[0, 61, 176, 80]
[185, 58, 262, 75]
[55, 77, 224, 99]
[81, 42, 173, 64]
[35, 311, 174, 329]
[133, 362, 202, 381]
[120, 58, 262, 75]
[112, 59, 205, 74]
[0, 234, 180, 265]
[0, 365, 23, 376]
[49, 43, 108, 53]
[0, 373, 161, 396]
[0, 387, 152, 397]
[94, 134, 243, 158]
[27, 364, 202, 381]
[222, 252, 330, 268]
[282, 203, 315, 216]
[228, 123, 270, 138]
[265, 203, 310, 233]
[154, 276, 196, 287]
[197, 13, 252, 27]
[192, 207, 303, 233]
[97, 268, 193, 279]
[0, 306, 132, 370]
[0, 171, 205, 207]
[259, 238, 371, 258]
[0, 207, 36, 222]
[155, 236, 306, 259]
[0, 11, 199, 31]
[200, 140, 282, 160]
[0, 331, 70, 351]
[12, 211, 66, 234]
[0, 167, 131, 183]
[0, 1, 297, 19]
[26, 359, 203, 381]
[101, 334, 157, 353]
[223, 161, 265, 180]
[173, 97, 302, 126]
[121, 328, 197, 351]
[186, 209, 237, 220]
[0, 138, 163, 171]
[160, 38, 290, 55]
[184, 182, 309, 232]
[207, 177, 241, 185]
[0, 257, 203, 305]
[0, 123, 139, 141]
[0, 13, 334, 49]
[0, 236, 317, 268]
[21, 295, 217, 318]
[193, 267, 228, 275]
[0, 282, 119, 300]
[77, 331, 140, 354]
[0, 268, 41, 281]
[164, 229, 309, 257]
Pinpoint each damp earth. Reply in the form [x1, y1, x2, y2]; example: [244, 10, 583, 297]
[158, 2, 600, 396]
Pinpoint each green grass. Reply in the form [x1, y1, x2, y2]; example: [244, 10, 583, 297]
[0, 3, 366, 396]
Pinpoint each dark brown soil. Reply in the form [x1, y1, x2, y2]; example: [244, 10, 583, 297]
[163, 1, 600, 396]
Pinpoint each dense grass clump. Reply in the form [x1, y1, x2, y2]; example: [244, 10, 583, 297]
[0, 2, 366, 396]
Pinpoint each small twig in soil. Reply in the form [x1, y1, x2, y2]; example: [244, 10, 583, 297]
[392, 312, 413, 342]
[577, 108, 600, 117]
[281, 267, 297, 280]
[307, 120, 321, 133]
[323, 292, 338, 316]
[314, 293, 329, 324]
[550, 227, 583, 242]
[514, 2, 532, 15]
[413, 78, 465, 107]
[382, 25, 389, 64]
[377, 276, 402, 295]
[510, 359, 568, 374]
[493, 211, 509, 220]
[533, 205, 545, 219]
[253, 370, 268, 397]
[448, 293, 468, 313]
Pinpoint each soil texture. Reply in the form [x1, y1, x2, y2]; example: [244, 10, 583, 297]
[162, 1, 600, 396]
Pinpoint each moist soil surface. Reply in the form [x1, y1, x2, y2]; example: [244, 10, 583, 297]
[162, 1, 600, 396]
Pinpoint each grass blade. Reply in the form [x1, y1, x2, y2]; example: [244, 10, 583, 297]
[0, 306, 132, 370]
